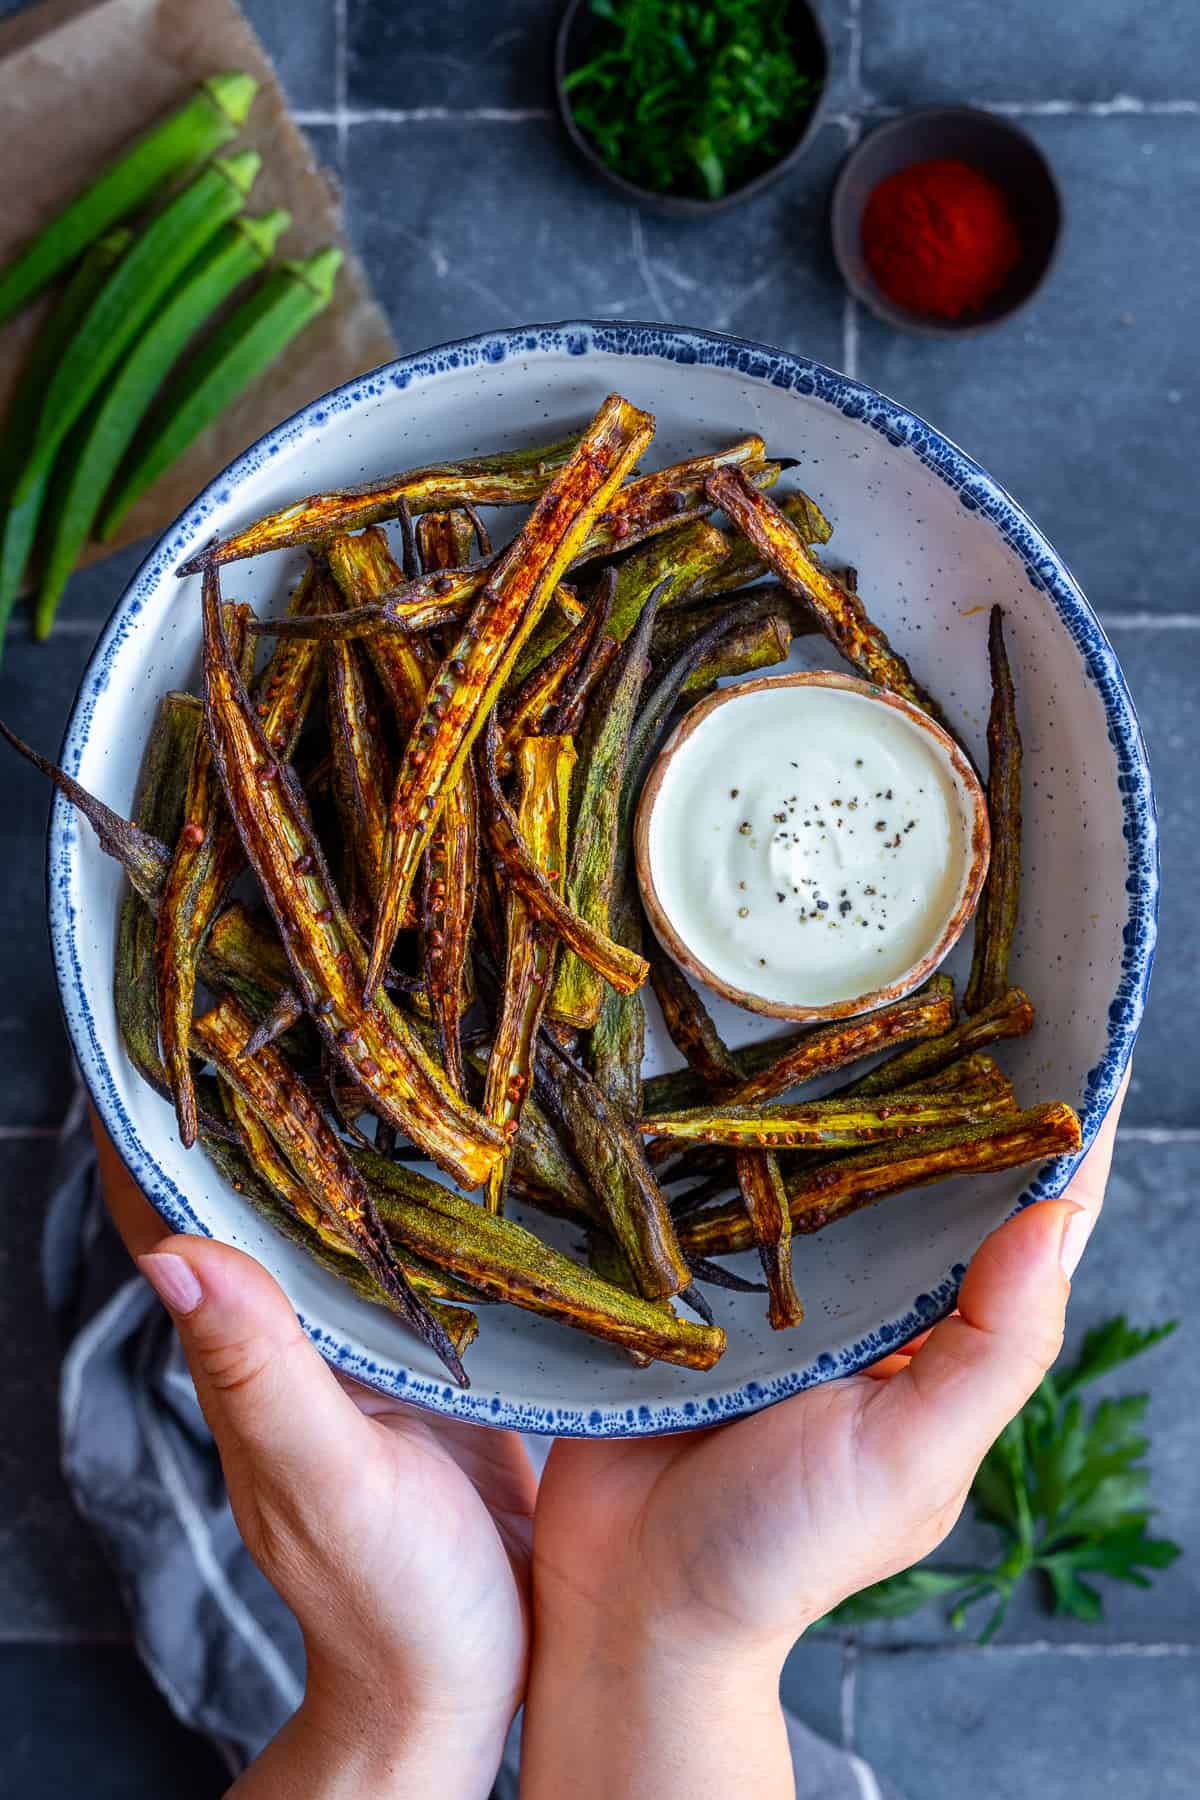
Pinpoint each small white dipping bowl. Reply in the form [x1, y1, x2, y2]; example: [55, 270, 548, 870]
[635, 672, 990, 1022]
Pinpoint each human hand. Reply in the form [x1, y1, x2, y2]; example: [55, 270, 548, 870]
[523, 1079, 1125, 1799]
[93, 1116, 535, 1800]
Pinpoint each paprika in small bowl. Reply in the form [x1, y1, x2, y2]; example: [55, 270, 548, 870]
[831, 106, 1062, 335]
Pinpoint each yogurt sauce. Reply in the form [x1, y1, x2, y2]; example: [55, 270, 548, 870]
[645, 682, 976, 1009]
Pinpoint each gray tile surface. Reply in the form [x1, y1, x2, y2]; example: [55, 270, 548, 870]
[1103, 627, 1199, 1130]
[343, 115, 849, 362]
[240, 0, 338, 112]
[346, 0, 561, 111]
[781, 1636, 846, 1747]
[0, 1644, 225, 1797]
[823, 1135, 1200, 1650]
[0, 543, 150, 1129]
[860, 0, 1200, 106]
[854, 115, 1200, 619]
[0, 1141, 125, 1636]
[854, 1646, 1200, 1800]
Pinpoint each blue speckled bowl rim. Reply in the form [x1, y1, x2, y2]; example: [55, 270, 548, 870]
[48, 320, 1158, 1438]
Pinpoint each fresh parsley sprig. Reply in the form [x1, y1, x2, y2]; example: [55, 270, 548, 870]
[824, 1317, 1181, 1642]
[564, 0, 817, 202]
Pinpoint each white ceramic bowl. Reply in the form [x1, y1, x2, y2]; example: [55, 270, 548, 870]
[49, 322, 1157, 1437]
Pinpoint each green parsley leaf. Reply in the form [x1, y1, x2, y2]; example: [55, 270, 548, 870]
[816, 1316, 1180, 1640]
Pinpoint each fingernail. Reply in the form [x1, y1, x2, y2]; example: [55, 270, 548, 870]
[138, 1252, 203, 1316]
[1059, 1204, 1094, 1279]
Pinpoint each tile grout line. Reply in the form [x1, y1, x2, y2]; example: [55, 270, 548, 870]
[290, 98, 1200, 131]
[840, 1639, 859, 1751]
[293, 105, 555, 126]
[854, 1638, 1200, 1658]
[1097, 612, 1200, 631]
[333, 0, 349, 175]
[1119, 1127, 1200, 1145]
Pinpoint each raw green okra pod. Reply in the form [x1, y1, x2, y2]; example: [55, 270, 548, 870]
[35, 209, 290, 640]
[0, 151, 262, 630]
[101, 246, 343, 538]
[0, 73, 257, 326]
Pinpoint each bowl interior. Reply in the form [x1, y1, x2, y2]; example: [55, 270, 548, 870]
[832, 108, 1063, 334]
[50, 324, 1152, 1436]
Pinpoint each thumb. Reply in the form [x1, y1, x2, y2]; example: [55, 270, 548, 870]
[138, 1234, 361, 1499]
[881, 1198, 1079, 1477]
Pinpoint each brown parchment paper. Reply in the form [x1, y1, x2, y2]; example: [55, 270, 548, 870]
[0, 0, 395, 570]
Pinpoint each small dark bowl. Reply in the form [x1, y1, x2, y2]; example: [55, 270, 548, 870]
[831, 106, 1063, 335]
[555, 0, 829, 219]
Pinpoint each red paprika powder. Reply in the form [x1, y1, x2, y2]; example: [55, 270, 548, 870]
[862, 158, 1023, 320]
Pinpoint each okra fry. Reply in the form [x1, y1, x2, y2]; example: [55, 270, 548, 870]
[676, 610, 793, 695]
[328, 528, 477, 1070]
[641, 974, 957, 1114]
[550, 580, 662, 1029]
[537, 1030, 689, 1300]
[684, 1253, 768, 1294]
[649, 585, 816, 663]
[240, 985, 305, 1058]
[179, 438, 584, 574]
[353, 1146, 724, 1370]
[511, 517, 729, 688]
[366, 394, 655, 995]
[500, 572, 613, 758]
[682, 490, 834, 602]
[325, 633, 391, 904]
[645, 947, 802, 1326]
[465, 1044, 597, 1224]
[113, 694, 230, 1138]
[842, 987, 1035, 1099]
[416, 508, 478, 571]
[586, 1231, 672, 1367]
[707, 467, 948, 726]
[577, 437, 771, 563]
[479, 709, 649, 996]
[193, 994, 468, 1384]
[201, 563, 503, 1188]
[0, 719, 170, 903]
[157, 563, 327, 1086]
[587, 868, 646, 1119]
[728, 983, 958, 1106]
[404, 522, 484, 1096]
[679, 1104, 1083, 1255]
[965, 607, 1023, 1013]
[198, 1129, 480, 1352]
[642, 1090, 1015, 1150]
[484, 735, 575, 1213]
[155, 601, 253, 1146]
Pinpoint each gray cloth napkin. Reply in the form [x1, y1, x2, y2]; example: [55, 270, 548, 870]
[43, 1098, 900, 1798]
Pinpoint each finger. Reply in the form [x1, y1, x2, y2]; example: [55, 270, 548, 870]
[1058, 1064, 1129, 1275]
[138, 1233, 362, 1498]
[91, 1106, 166, 1259]
[878, 1197, 1080, 1475]
[864, 1352, 912, 1381]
